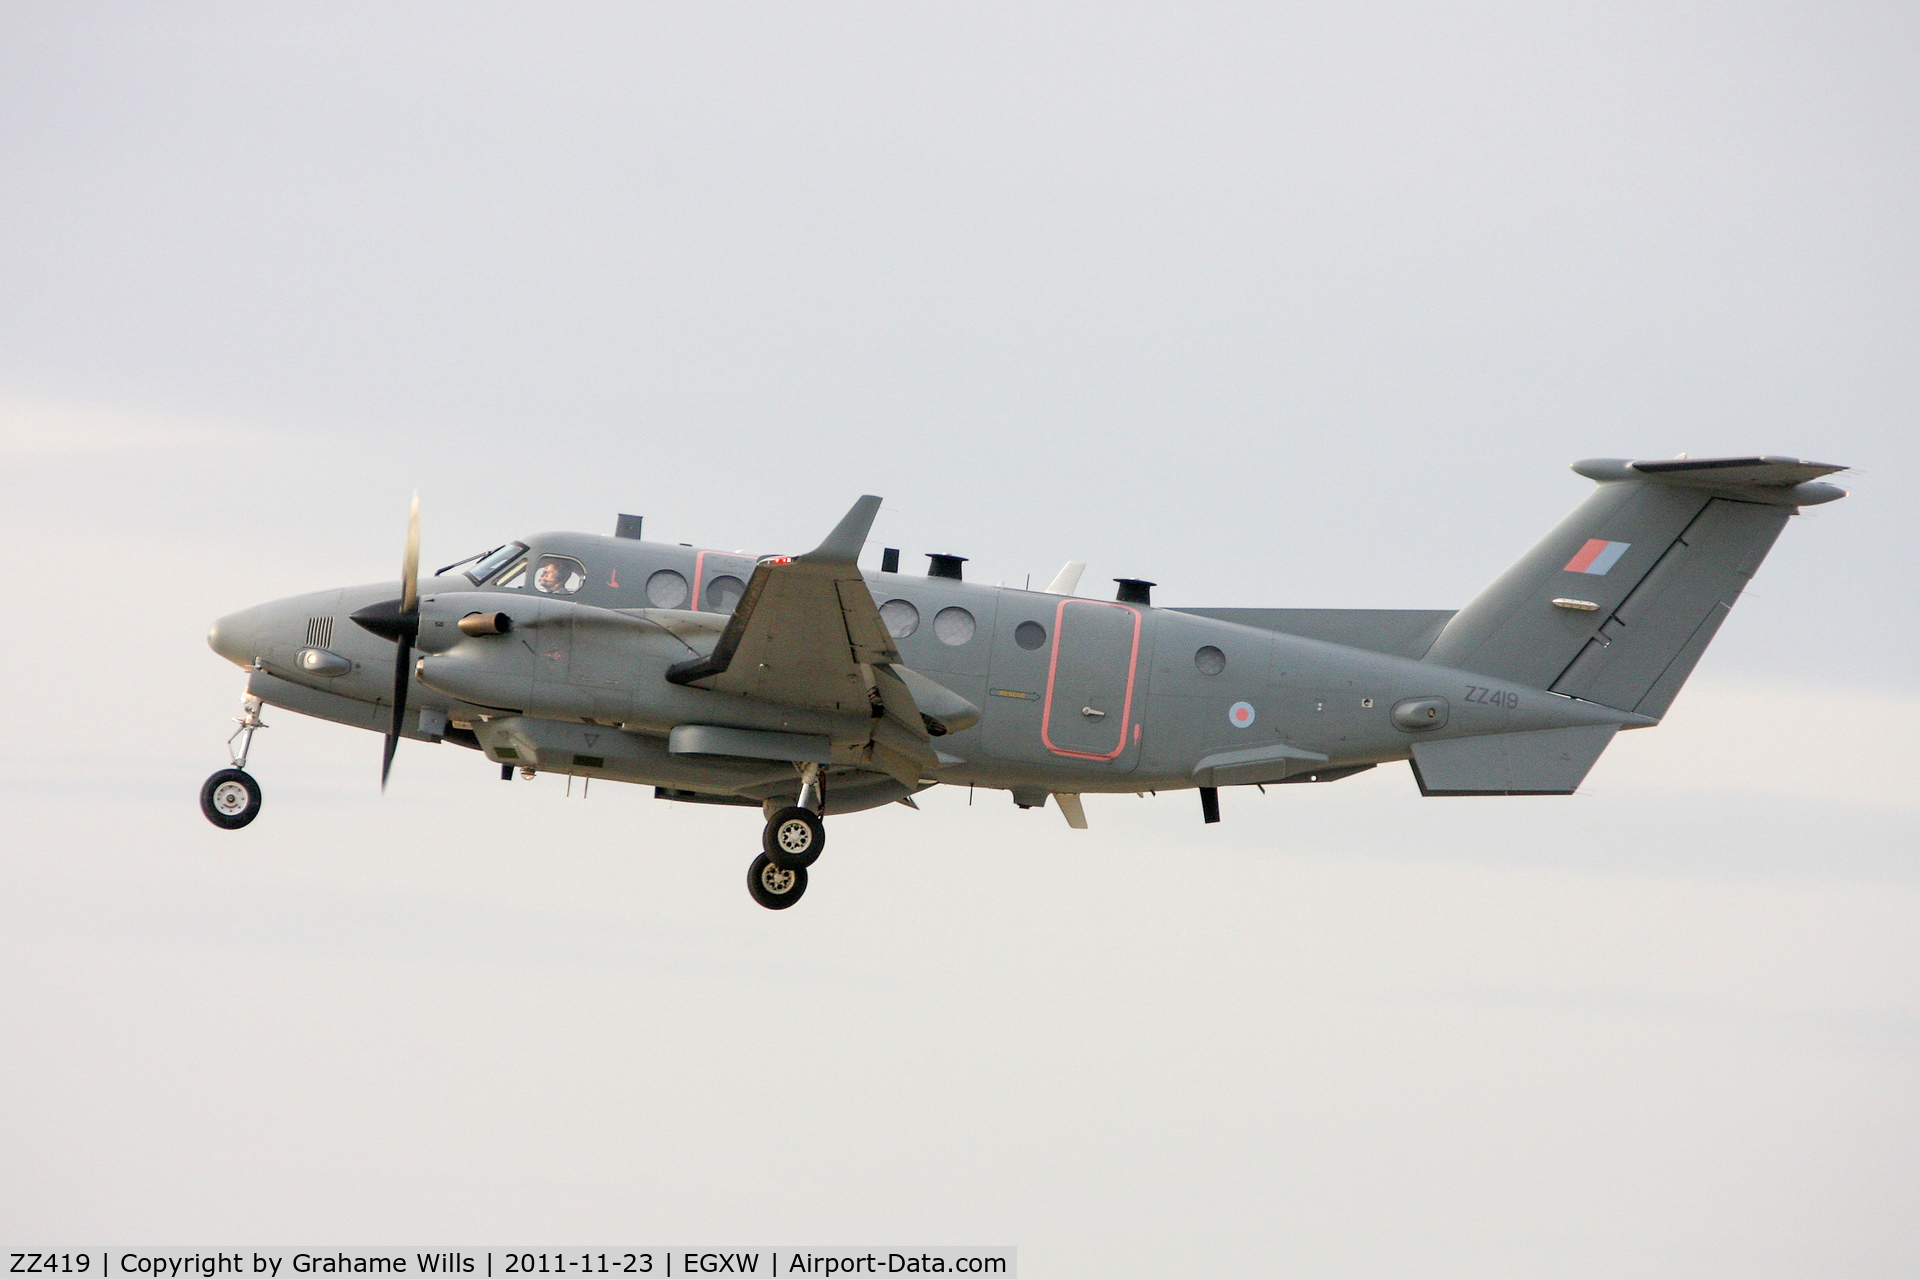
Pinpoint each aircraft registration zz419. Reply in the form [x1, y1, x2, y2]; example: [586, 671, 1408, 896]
[204, 455, 1846, 909]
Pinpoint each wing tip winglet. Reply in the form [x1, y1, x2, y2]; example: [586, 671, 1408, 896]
[800, 494, 884, 565]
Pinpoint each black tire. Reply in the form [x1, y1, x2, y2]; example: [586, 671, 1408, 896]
[200, 768, 263, 830]
[747, 852, 808, 910]
[762, 805, 826, 870]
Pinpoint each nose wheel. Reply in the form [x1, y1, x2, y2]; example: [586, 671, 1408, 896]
[748, 852, 809, 909]
[200, 769, 263, 829]
[202, 688, 268, 830]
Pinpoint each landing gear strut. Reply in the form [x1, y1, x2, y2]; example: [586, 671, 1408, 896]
[201, 692, 266, 829]
[750, 763, 825, 906]
[765, 762, 826, 870]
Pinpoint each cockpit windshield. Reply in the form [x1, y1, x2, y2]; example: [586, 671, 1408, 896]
[464, 541, 530, 586]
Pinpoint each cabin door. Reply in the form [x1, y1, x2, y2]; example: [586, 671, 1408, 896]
[1041, 600, 1144, 762]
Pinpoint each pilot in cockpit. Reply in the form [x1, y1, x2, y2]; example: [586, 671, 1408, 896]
[533, 555, 586, 595]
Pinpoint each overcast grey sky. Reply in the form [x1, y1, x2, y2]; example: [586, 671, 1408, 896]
[2, 4, 1915, 1276]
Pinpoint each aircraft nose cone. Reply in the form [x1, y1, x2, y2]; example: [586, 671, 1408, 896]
[208, 606, 265, 666]
[349, 598, 417, 643]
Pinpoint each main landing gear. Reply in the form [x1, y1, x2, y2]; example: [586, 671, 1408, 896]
[201, 691, 267, 829]
[764, 806, 824, 869]
[748, 764, 826, 909]
[747, 853, 808, 910]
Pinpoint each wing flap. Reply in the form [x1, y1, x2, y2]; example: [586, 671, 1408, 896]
[867, 665, 938, 786]
[837, 579, 901, 666]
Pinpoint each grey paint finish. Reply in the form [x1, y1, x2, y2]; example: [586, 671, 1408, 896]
[1172, 608, 1455, 661]
[476, 716, 794, 794]
[246, 668, 389, 736]
[1574, 456, 1849, 503]
[1410, 725, 1620, 796]
[1429, 461, 1845, 697]
[890, 665, 980, 734]
[1191, 742, 1328, 787]
[669, 724, 833, 765]
[1424, 480, 1710, 688]
[207, 454, 1845, 816]
[1043, 601, 1146, 761]
[1551, 497, 1790, 715]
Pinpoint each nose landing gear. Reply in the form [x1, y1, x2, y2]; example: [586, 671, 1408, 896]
[201, 691, 266, 830]
[200, 769, 263, 829]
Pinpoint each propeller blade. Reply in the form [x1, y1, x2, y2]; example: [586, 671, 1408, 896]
[382, 637, 411, 791]
[400, 490, 421, 616]
[382, 491, 421, 792]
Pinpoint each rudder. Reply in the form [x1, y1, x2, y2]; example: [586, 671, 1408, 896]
[1423, 456, 1845, 717]
[1550, 497, 1785, 718]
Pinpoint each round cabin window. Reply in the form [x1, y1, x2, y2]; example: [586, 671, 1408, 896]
[879, 599, 921, 639]
[1014, 620, 1048, 650]
[704, 574, 747, 613]
[645, 569, 690, 609]
[1195, 645, 1227, 676]
[933, 606, 976, 646]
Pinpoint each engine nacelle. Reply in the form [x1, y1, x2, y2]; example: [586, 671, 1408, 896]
[412, 592, 871, 740]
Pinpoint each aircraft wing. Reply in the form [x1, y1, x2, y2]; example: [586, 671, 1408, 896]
[666, 496, 936, 784]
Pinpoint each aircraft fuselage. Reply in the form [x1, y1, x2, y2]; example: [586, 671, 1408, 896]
[209, 529, 1642, 814]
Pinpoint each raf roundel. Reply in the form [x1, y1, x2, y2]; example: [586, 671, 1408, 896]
[1228, 701, 1256, 729]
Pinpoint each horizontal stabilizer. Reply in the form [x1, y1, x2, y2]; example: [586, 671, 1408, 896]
[1410, 724, 1617, 796]
[1573, 456, 1847, 505]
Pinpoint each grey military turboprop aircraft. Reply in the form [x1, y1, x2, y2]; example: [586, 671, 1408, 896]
[204, 454, 1845, 908]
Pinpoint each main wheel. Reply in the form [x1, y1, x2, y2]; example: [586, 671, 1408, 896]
[747, 852, 808, 910]
[200, 768, 263, 829]
[762, 805, 825, 870]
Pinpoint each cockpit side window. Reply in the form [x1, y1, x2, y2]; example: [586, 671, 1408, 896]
[466, 542, 530, 586]
[533, 554, 587, 596]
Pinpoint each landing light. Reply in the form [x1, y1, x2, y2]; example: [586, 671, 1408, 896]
[297, 647, 352, 676]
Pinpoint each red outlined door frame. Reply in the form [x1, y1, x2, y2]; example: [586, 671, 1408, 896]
[1040, 598, 1143, 761]
[691, 549, 755, 614]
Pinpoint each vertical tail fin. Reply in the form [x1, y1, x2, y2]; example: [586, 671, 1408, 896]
[1423, 457, 1846, 719]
